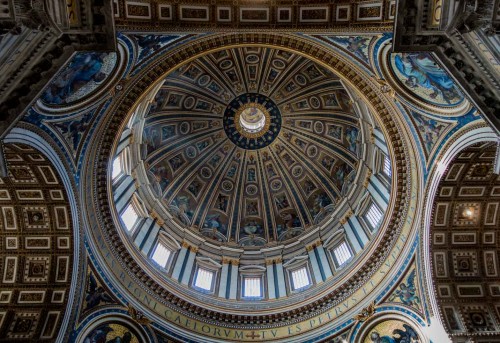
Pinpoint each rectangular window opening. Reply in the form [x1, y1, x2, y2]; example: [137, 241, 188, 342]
[122, 203, 138, 231]
[112, 156, 123, 179]
[243, 277, 262, 297]
[366, 203, 383, 229]
[194, 268, 214, 291]
[383, 155, 391, 178]
[291, 267, 310, 290]
[334, 241, 352, 267]
[152, 242, 171, 268]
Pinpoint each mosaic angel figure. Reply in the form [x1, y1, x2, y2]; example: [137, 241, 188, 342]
[85, 273, 113, 310]
[333, 36, 370, 62]
[389, 269, 421, 309]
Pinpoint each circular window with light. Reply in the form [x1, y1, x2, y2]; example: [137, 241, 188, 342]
[238, 103, 267, 134]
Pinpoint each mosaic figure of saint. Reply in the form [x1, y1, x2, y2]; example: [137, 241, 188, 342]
[328, 125, 342, 140]
[369, 323, 419, 343]
[345, 126, 358, 153]
[137, 35, 164, 60]
[216, 194, 228, 212]
[275, 194, 289, 210]
[394, 53, 461, 104]
[172, 195, 193, 220]
[266, 164, 276, 178]
[43, 53, 108, 104]
[203, 213, 227, 235]
[242, 221, 262, 236]
[151, 164, 169, 191]
[311, 192, 331, 216]
[247, 168, 256, 182]
[223, 165, 234, 178]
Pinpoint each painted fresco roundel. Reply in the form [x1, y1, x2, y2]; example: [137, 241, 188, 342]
[138, 47, 366, 247]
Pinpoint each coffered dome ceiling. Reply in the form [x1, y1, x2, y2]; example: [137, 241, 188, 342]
[3, 0, 498, 339]
[83, 33, 417, 342]
[137, 46, 366, 247]
[102, 38, 405, 322]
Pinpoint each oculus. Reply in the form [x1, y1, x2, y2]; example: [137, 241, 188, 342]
[237, 103, 268, 135]
[223, 93, 281, 150]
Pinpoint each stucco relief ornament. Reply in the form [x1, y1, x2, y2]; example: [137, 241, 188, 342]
[354, 302, 376, 322]
[377, 79, 395, 97]
[128, 305, 152, 326]
[484, 26, 496, 36]
[213, 105, 222, 114]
